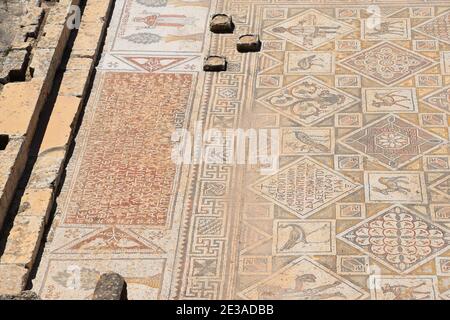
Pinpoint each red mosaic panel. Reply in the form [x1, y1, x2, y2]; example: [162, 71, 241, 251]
[64, 73, 193, 226]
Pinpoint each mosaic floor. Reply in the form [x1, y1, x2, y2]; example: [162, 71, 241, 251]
[32, 0, 450, 300]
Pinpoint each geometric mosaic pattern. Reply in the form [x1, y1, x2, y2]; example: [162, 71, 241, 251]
[258, 76, 359, 126]
[422, 86, 450, 113]
[340, 42, 435, 85]
[251, 157, 361, 219]
[63, 72, 193, 226]
[32, 0, 450, 300]
[338, 205, 450, 274]
[340, 114, 445, 169]
[414, 11, 450, 45]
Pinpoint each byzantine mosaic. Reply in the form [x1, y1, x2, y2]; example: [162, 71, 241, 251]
[33, 0, 450, 300]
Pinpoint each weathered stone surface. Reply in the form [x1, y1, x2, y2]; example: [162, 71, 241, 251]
[37, 24, 68, 50]
[204, 56, 227, 72]
[0, 291, 40, 300]
[65, 57, 93, 71]
[28, 147, 66, 189]
[0, 49, 30, 84]
[0, 136, 25, 229]
[29, 48, 56, 78]
[0, 78, 43, 135]
[82, 0, 112, 23]
[71, 21, 104, 58]
[58, 69, 91, 97]
[92, 273, 127, 300]
[0, 0, 27, 54]
[237, 34, 261, 53]
[17, 188, 54, 222]
[0, 215, 46, 267]
[0, 265, 29, 296]
[40, 95, 82, 151]
[20, 6, 45, 28]
[210, 14, 234, 33]
[0, 0, 81, 298]
[45, 4, 70, 26]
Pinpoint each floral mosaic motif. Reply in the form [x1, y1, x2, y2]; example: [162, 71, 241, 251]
[340, 114, 445, 169]
[258, 76, 359, 126]
[339, 42, 435, 85]
[338, 205, 450, 274]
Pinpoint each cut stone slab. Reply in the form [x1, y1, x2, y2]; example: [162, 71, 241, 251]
[237, 34, 262, 52]
[92, 273, 128, 300]
[204, 56, 227, 72]
[58, 69, 91, 97]
[0, 136, 26, 231]
[0, 215, 46, 268]
[17, 188, 54, 222]
[0, 265, 29, 296]
[29, 48, 56, 78]
[0, 78, 43, 136]
[28, 147, 66, 189]
[40, 95, 82, 151]
[210, 14, 234, 33]
[66, 57, 93, 71]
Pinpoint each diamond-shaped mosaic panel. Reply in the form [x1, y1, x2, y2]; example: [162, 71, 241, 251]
[251, 157, 361, 218]
[340, 114, 445, 169]
[339, 42, 435, 85]
[258, 76, 359, 126]
[338, 205, 450, 273]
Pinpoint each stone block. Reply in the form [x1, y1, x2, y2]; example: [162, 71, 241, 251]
[237, 34, 262, 53]
[1, 215, 46, 268]
[40, 95, 82, 151]
[30, 48, 56, 78]
[45, 4, 70, 25]
[71, 21, 104, 58]
[17, 188, 54, 223]
[204, 56, 227, 72]
[0, 265, 29, 296]
[92, 273, 128, 300]
[0, 136, 26, 229]
[0, 49, 30, 84]
[37, 24, 67, 50]
[0, 78, 43, 136]
[65, 57, 93, 71]
[210, 14, 234, 33]
[28, 147, 66, 189]
[58, 69, 91, 97]
[82, 0, 113, 23]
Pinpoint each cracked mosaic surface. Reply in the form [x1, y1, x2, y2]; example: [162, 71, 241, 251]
[33, 0, 450, 300]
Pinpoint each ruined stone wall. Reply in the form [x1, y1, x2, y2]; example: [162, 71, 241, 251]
[0, 0, 114, 297]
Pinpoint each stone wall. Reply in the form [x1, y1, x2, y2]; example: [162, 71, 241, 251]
[0, 0, 113, 296]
